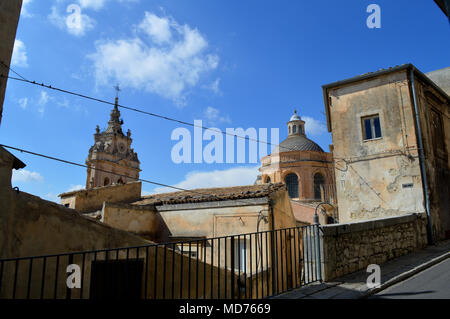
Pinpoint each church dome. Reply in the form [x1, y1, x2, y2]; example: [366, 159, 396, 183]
[272, 109, 325, 153]
[274, 135, 324, 153]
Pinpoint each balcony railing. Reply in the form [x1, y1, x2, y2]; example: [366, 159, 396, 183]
[0, 225, 322, 299]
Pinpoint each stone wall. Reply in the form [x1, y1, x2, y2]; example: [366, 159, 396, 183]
[102, 202, 170, 242]
[0, 0, 22, 125]
[59, 181, 142, 213]
[320, 213, 428, 281]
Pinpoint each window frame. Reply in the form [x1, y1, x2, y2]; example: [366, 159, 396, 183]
[285, 173, 299, 198]
[361, 114, 382, 141]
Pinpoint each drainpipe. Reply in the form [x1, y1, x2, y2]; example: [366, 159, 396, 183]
[269, 199, 275, 231]
[409, 68, 434, 245]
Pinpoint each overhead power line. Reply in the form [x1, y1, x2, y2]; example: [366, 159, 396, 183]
[0, 62, 384, 205]
[1, 144, 291, 212]
[0, 65, 297, 153]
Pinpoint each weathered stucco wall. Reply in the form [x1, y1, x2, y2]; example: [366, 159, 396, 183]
[156, 200, 271, 239]
[1, 190, 151, 259]
[102, 202, 170, 242]
[328, 70, 425, 223]
[0, 0, 22, 125]
[320, 213, 428, 281]
[426, 67, 450, 96]
[270, 189, 298, 230]
[0, 149, 150, 259]
[413, 74, 450, 240]
[59, 181, 141, 213]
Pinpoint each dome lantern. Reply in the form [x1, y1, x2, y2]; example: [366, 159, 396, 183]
[287, 109, 306, 137]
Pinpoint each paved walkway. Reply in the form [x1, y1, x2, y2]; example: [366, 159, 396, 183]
[272, 239, 450, 299]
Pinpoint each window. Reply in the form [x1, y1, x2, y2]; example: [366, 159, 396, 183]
[285, 173, 299, 198]
[265, 176, 271, 184]
[293, 125, 297, 133]
[314, 173, 325, 200]
[234, 239, 247, 272]
[362, 115, 382, 140]
[104, 177, 110, 186]
[299, 125, 303, 134]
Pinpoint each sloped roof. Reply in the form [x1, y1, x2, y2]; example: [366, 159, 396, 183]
[133, 183, 286, 206]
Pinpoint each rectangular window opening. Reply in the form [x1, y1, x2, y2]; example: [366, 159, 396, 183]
[362, 115, 382, 140]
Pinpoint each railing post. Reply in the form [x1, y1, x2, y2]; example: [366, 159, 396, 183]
[315, 224, 322, 282]
[230, 236, 235, 299]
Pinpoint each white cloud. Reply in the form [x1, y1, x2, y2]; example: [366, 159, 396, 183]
[67, 184, 84, 192]
[139, 12, 172, 44]
[302, 116, 327, 137]
[12, 169, 44, 183]
[21, 0, 33, 18]
[203, 106, 231, 125]
[18, 97, 28, 109]
[38, 91, 49, 105]
[89, 12, 219, 103]
[210, 78, 221, 94]
[202, 77, 221, 95]
[11, 39, 28, 68]
[152, 166, 259, 194]
[37, 91, 50, 115]
[48, 5, 95, 37]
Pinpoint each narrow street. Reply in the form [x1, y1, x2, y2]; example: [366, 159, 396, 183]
[371, 258, 450, 299]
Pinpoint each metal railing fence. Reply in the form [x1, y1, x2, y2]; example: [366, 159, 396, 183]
[0, 225, 321, 299]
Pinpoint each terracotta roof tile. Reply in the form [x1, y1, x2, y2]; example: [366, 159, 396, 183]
[133, 183, 286, 206]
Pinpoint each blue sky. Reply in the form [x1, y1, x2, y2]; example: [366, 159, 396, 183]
[2, 0, 449, 202]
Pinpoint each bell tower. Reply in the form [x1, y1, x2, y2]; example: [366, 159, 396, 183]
[85, 92, 140, 189]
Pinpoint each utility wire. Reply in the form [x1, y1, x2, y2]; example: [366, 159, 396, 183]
[0, 69, 298, 153]
[1, 143, 290, 211]
[1, 62, 384, 205]
[0, 61, 27, 81]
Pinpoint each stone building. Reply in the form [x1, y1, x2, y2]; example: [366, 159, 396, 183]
[323, 64, 450, 241]
[0, 0, 23, 125]
[85, 96, 140, 189]
[434, 0, 450, 17]
[258, 111, 336, 224]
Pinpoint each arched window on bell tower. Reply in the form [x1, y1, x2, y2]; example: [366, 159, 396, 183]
[285, 173, 299, 198]
[104, 177, 110, 186]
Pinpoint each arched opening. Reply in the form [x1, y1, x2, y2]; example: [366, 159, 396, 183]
[104, 177, 110, 186]
[314, 173, 325, 200]
[265, 176, 271, 184]
[117, 178, 124, 184]
[293, 125, 297, 133]
[285, 173, 299, 198]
